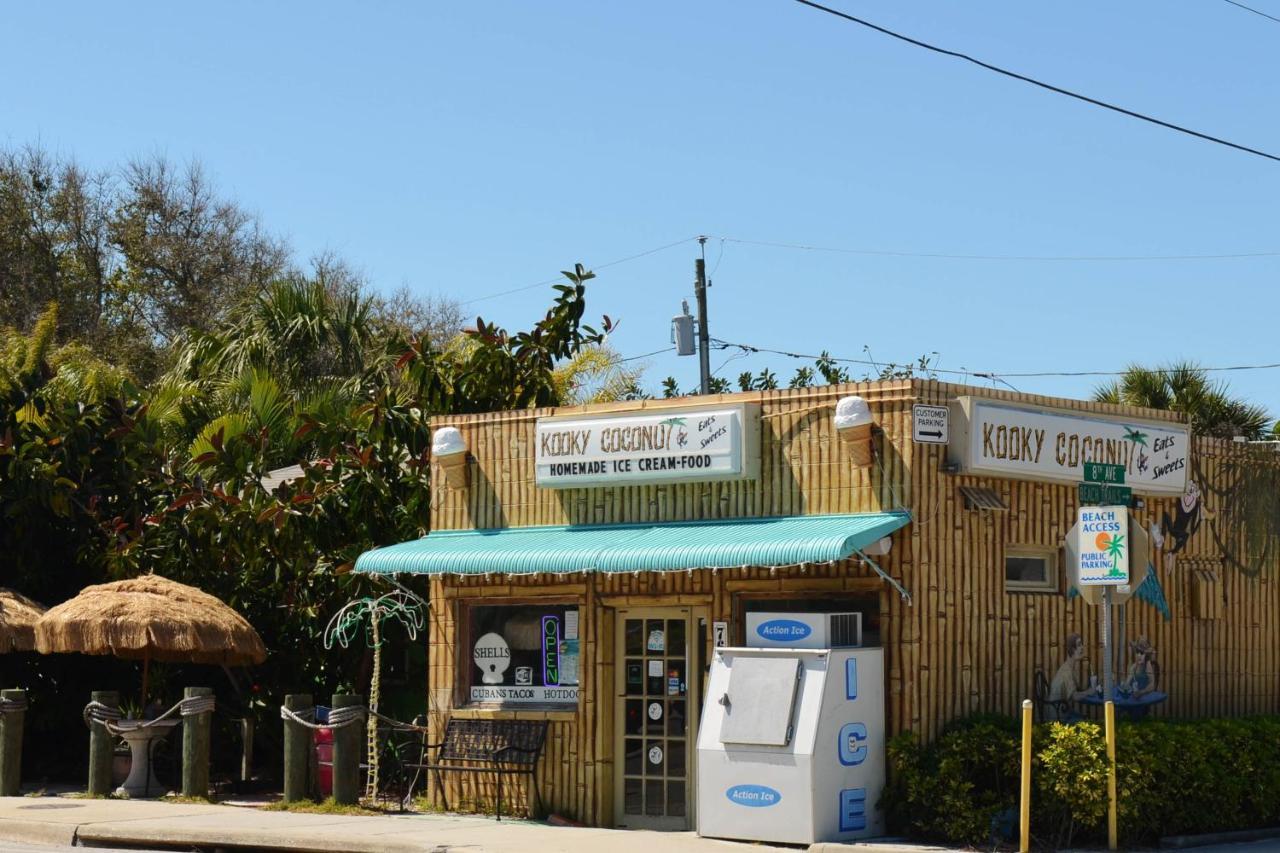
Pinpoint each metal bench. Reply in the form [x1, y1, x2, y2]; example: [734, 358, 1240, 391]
[419, 718, 548, 821]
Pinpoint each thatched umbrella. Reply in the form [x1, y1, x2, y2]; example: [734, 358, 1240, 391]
[0, 588, 47, 653]
[35, 574, 266, 704]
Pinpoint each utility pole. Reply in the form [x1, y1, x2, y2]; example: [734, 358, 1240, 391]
[694, 236, 711, 394]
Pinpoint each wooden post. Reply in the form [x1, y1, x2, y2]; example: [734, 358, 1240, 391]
[241, 716, 255, 783]
[87, 690, 120, 796]
[1019, 698, 1032, 853]
[282, 693, 312, 803]
[0, 689, 27, 796]
[181, 687, 213, 799]
[330, 694, 364, 806]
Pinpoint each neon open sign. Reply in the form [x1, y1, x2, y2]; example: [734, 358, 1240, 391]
[542, 616, 560, 686]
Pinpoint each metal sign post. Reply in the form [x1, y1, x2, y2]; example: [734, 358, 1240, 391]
[1101, 586, 1113, 701]
[1079, 462, 1126, 852]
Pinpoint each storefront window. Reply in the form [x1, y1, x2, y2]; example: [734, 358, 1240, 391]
[467, 603, 580, 705]
[1004, 545, 1058, 593]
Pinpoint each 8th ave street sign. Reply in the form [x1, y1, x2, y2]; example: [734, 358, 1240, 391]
[1080, 461, 1130, 506]
[1083, 462, 1125, 484]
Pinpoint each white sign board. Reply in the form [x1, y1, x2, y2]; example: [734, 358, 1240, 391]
[535, 405, 754, 488]
[912, 404, 949, 444]
[952, 399, 1190, 495]
[1076, 506, 1130, 586]
[469, 685, 579, 704]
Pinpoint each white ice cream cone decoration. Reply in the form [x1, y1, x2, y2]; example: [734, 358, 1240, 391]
[834, 396, 875, 467]
[433, 426, 470, 489]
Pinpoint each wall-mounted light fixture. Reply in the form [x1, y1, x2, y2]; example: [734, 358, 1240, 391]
[834, 395, 875, 467]
[432, 426, 469, 489]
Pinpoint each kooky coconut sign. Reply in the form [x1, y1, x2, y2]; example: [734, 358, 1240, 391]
[535, 404, 758, 488]
[950, 398, 1190, 496]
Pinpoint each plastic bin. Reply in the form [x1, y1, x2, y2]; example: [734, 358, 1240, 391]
[314, 706, 334, 797]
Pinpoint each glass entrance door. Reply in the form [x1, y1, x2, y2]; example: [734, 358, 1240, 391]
[614, 607, 698, 830]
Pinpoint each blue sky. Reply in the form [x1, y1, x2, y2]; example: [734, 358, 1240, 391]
[4, 1, 1279, 416]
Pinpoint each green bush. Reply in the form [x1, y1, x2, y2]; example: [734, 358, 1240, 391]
[882, 714, 1280, 848]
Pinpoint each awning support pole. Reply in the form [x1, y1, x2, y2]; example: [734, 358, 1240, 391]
[855, 550, 912, 605]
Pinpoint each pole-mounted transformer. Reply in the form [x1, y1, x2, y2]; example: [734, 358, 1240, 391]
[672, 299, 697, 357]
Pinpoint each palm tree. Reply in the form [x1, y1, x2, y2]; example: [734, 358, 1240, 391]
[551, 344, 644, 405]
[1103, 532, 1127, 577]
[1094, 362, 1272, 440]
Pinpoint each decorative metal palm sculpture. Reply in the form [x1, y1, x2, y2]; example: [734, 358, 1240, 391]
[324, 588, 426, 801]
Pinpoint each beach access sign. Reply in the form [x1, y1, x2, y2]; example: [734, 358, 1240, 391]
[535, 405, 756, 488]
[950, 399, 1190, 495]
[1076, 505, 1130, 586]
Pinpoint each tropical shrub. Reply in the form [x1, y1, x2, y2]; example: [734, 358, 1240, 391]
[884, 714, 1280, 849]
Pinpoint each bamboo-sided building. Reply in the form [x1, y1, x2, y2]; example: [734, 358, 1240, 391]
[355, 379, 1279, 829]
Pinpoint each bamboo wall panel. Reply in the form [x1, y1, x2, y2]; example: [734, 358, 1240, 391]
[420, 378, 1280, 824]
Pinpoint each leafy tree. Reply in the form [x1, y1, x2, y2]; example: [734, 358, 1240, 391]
[91, 267, 616, 754]
[110, 157, 290, 346]
[398, 264, 612, 413]
[1094, 362, 1272, 439]
[0, 147, 289, 382]
[0, 305, 157, 606]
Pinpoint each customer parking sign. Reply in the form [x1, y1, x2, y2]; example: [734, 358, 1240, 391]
[1076, 506, 1129, 586]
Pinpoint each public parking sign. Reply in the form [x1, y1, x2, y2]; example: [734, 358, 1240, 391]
[1076, 505, 1130, 586]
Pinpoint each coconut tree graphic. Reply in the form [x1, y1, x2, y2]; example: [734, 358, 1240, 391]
[1096, 531, 1127, 577]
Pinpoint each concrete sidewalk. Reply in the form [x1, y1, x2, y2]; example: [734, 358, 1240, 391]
[0, 796, 942, 853]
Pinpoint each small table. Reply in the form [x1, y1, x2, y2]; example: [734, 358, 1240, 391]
[113, 718, 181, 798]
[1078, 690, 1168, 720]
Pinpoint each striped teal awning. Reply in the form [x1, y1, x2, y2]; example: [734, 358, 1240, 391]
[354, 512, 910, 577]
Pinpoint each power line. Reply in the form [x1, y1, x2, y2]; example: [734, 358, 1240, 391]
[459, 237, 699, 306]
[792, 0, 1280, 164]
[711, 336, 1280, 382]
[1220, 0, 1280, 24]
[998, 362, 1280, 378]
[715, 235, 1280, 262]
[617, 346, 675, 363]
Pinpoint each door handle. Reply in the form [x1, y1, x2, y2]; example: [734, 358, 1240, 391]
[717, 693, 731, 709]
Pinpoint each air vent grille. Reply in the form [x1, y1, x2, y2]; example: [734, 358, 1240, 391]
[829, 612, 862, 647]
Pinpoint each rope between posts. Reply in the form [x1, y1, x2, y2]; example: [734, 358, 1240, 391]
[0, 695, 28, 715]
[180, 695, 217, 717]
[83, 700, 123, 728]
[83, 695, 215, 733]
[279, 704, 366, 730]
[368, 708, 430, 733]
[277, 704, 423, 732]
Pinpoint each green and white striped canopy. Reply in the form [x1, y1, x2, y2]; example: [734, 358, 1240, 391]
[354, 512, 910, 577]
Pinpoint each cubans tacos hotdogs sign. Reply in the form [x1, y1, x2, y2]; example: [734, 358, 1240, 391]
[535, 404, 759, 488]
[950, 398, 1190, 495]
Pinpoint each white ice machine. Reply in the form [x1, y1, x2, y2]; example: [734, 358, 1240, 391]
[696, 641, 885, 844]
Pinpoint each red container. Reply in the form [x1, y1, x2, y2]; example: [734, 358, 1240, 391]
[315, 727, 334, 797]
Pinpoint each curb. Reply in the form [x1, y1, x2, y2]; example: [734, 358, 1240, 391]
[808, 842, 958, 853]
[1160, 826, 1280, 849]
[0, 817, 78, 847]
